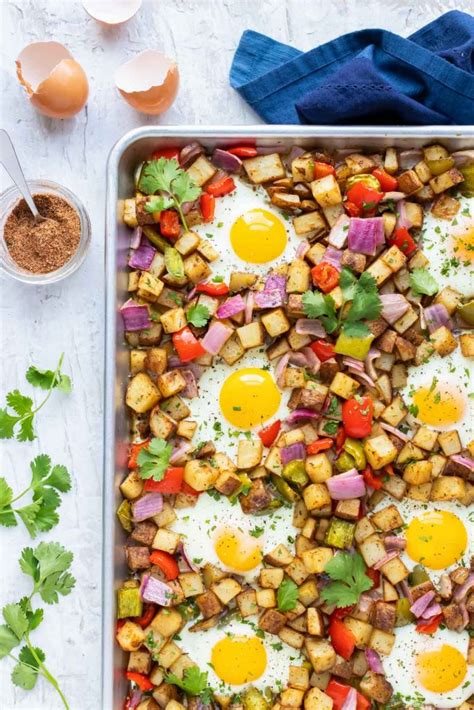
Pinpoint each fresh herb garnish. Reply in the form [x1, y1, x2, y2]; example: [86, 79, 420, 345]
[139, 158, 201, 231]
[0, 354, 71, 442]
[186, 304, 210, 328]
[0, 455, 71, 538]
[166, 666, 213, 703]
[249, 526, 264, 538]
[277, 578, 298, 612]
[321, 552, 373, 607]
[302, 291, 338, 333]
[409, 268, 439, 296]
[323, 420, 339, 435]
[136, 438, 173, 481]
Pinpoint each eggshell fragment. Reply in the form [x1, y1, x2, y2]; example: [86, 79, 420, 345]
[115, 50, 179, 115]
[82, 0, 141, 25]
[16, 42, 89, 119]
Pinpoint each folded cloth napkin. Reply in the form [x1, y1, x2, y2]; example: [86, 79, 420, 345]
[229, 11, 474, 125]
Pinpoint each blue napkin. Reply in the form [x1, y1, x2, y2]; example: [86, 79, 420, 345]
[230, 11, 474, 125]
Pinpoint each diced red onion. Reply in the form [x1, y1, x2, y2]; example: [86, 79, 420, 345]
[365, 648, 384, 674]
[275, 352, 290, 388]
[140, 575, 174, 606]
[179, 142, 204, 168]
[133, 493, 163, 522]
[348, 217, 385, 256]
[323, 246, 343, 271]
[451, 455, 474, 472]
[453, 573, 474, 602]
[182, 199, 199, 215]
[348, 368, 376, 389]
[280, 443, 306, 465]
[285, 409, 320, 424]
[180, 370, 199, 399]
[213, 148, 242, 173]
[381, 191, 406, 202]
[120, 300, 151, 331]
[424, 304, 452, 334]
[384, 535, 406, 551]
[422, 602, 442, 619]
[128, 689, 143, 709]
[207, 168, 227, 185]
[296, 240, 310, 259]
[245, 291, 254, 324]
[128, 238, 156, 270]
[255, 144, 284, 155]
[379, 422, 411, 442]
[373, 551, 400, 570]
[289, 353, 308, 367]
[201, 322, 232, 354]
[343, 356, 364, 371]
[395, 200, 412, 230]
[451, 150, 474, 167]
[399, 149, 422, 170]
[170, 441, 191, 465]
[255, 289, 283, 309]
[216, 294, 246, 319]
[295, 319, 326, 338]
[460, 602, 469, 629]
[365, 348, 380, 381]
[284, 145, 306, 168]
[328, 214, 350, 249]
[341, 687, 357, 710]
[326, 469, 366, 500]
[302, 346, 321, 374]
[380, 294, 410, 325]
[178, 541, 199, 572]
[130, 226, 142, 250]
[187, 286, 197, 301]
[410, 590, 436, 618]
[264, 274, 287, 302]
[168, 358, 204, 382]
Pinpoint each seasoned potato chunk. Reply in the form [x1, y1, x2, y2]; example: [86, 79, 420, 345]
[183, 459, 219, 491]
[243, 153, 286, 184]
[126, 373, 161, 413]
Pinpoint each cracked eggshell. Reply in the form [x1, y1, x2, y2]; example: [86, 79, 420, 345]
[115, 50, 179, 115]
[16, 41, 89, 119]
[82, 0, 142, 25]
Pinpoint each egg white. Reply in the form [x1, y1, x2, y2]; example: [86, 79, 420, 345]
[177, 618, 302, 694]
[170, 490, 296, 582]
[383, 625, 474, 707]
[421, 196, 474, 298]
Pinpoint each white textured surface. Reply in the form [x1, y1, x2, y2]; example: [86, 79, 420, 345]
[0, 1, 470, 708]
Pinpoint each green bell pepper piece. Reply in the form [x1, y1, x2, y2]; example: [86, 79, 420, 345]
[335, 332, 375, 361]
[335, 451, 356, 473]
[457, 300, 474, 326]
[395, 597, 414, 627]
[142, 225, 169, 252]
[346, 173, 381, 191]
[325, 518, 355, 549]
[271, 474, 299, 503]
[117, 584, 143, 619]
[282, 460, 309, 488]
[343, 438, 366, 470]
[426, 157, 454, 176]
[243, 687, 270, 710]
[460, 164, 474, 196]
[409, 564, 430, 586]
[116, 499, 133, 533]
[164, 247, 185, 279]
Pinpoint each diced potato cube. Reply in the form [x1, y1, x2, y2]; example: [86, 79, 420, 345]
[302, 546, 333, 574]
[403, 460, 432, 485]
[237, 321, 265, 349]
[292, 211, 327, 238]
[289, 665, 310, 691]
[343, 617, 373, 648]
[303, 483, 331, 512]
[128, 271, 139, 292]
[330, 372, 360, 399]
[430, 325, 457, 356]
[183, 460, 219, 491]
[175, 231, 200, 256]
[237, 439, 263, 469]
[123, 198, 138, 227]
[366, 259, 392, 286]
[186, 155, 216, 186]
[116, 620, 146, 652]
[160, 307, 186, 334]
[256, 588, 276, 608]
[264, 544, 294, 567]
[434, 286, 462, 315]
[260, 308, 291, 338]
[381, 396, 407, 427]
[212, 577, 242, 604]
[460, 333, 474, 358]
[364, 435, 397, 470]
[381, 246, 406, 273]
[345, 153, 376, 174]
[412, 426, 438, 451]
[130, 349, 147, 375]
[149, 407, 177, 440]
[287, 259, 311, 293]
[219, 333, 245, 365]
[368, 629, 395, 656]
[120, 470, 144, 500]
[152, 528, 181, 554]
[259, 568, 285, 589]
[429, 168, 464, 194]
[354, 517, 376, 544]
[145, 348, 168, 376]
[236, 588, 258, 617]
[310, 174, 342, 208]
[304, 638, 336, 672]
[284, 367, 306, 389]
[196, 238, 219, 262]
[398, 169, 423, 195]
[176, 419, 197, 440]
[229, 272, 257, 292]
[370, 505, 403, 532]
[384, 148, 398, 175]
[291, 154, 315, 182]
[431, 476, 466, 501]
[183, 253, 211, 284]
[126, 373, 161, 413]
[438, 430, 462, 456]
[305, 453, 332, 483]
[358, 534, 386, 567]
[393, 307, 418, 334]
[243, 153, 286, 184]
[157, 369, 187, 398]
[380, 556, 409, 585]
[304, 687, 333, 710]
[136, 272, 164, 302]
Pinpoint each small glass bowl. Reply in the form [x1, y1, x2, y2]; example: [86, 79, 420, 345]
[0, 179, 91, 284]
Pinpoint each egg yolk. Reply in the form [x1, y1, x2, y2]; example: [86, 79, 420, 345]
[219, 368, 281, 428]
[406, 510, 467, 570]
[452, 224, 474, 262]
[412, 382, 465, 427]
[215, 528, 262, 571]
[211, 635, 267, 685]
[230, 208, 287, 263]
[416, 644, 467, 692]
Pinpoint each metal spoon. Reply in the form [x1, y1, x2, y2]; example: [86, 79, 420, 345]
[0, 129, 46, 224]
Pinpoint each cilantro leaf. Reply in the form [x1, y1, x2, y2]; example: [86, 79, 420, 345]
[26, 366, 71, 393]
[302, 291, 338, 333]
[0, 478, 13, 509]
[11, 646, 45, 690]
[19, 542, 75, 604]
[0, 409, 17, 439]
[139, 158, 202, 231]
[186, 304, 210, 328]
[171, 170, 201, 205]
[16, 501, 43, 538]
[137, 438, 173, 481]
[321, 552, 373, 607]
[145, 195, 174, 214]
[166, 666, 212, 702]
[345, 272, 381, 324]
[409, 268, 439, 296]
[0, 624, 21, 658]
[139, 157, 182, 195]
[342, 321, 371, 339]
[277, 578, 298, 612]
[6, 390, 33, 416]
[339, 267, 358, 301]
[3, 604, 29, 640]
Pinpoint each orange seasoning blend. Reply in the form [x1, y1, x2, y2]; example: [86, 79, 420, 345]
[3, 193, 81, 273]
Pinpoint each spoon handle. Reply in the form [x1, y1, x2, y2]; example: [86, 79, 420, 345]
[0, 129, 41, 220]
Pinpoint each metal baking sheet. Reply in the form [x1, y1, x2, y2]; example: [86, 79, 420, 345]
[103, 125, 474, 709]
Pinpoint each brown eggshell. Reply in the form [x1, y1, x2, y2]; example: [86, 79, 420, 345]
[16, 41, 89, 119]
[83, 0, 142, 24]
[115, 50, 179, 115]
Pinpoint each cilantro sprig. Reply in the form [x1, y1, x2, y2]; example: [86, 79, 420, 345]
[139, 158, 201, 232]
[409, 268, 439, 297]
[0, 455, 71, 538]
[0, 542, 75, 709]
[277, 578, 298, 612]
[320, 552, 373, 607]
[136, 438, 173, 481]
[166, 666, 213, 704]
[186, 304, 210, 328]
[0, 354, 71, 442]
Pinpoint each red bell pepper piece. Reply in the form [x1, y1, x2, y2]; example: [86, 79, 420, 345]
[328, 618, 356, 660]
[344, 200, 361, 217]
[196, 281, 230, 296]
[160, 210, 180, 239]
[172, 327, 206, 363]
[125, 671, 154, 692]
[388, 227, 417, 255]
[346, 182, 384, 212]
[226, 146, 257, 158]
[128, 440, 150, 469]
[342, 396, 374, 438]
[181, 481, 200, 496]
[365, 567, 380, 589]
[372, 167, 398, 192]
[311, 262, 340, 294]
[362, 465, 383, 490]
[258, 420, 281, 448]
[330, 605, 355, 620]
[325, 680, 370, 710]
[309, 340, 335, 362]
[307, 438, 334, 455]
[151, 147, 180, 161]
[335, 426, 346, 454]
[313, 162, 336, 179]
[144, 467, 184, 494]
[136, 604, 156, 629]
[416, 613, 443, 634]
[149, 550, 180, 580]
[200, 193, 215, 223]
[116, 619, 126, 632]
[205, 176, 236, 197]
[384, 463, 395, 476]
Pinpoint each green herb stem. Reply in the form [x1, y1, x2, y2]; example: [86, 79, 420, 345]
[25, 635, 70, 710]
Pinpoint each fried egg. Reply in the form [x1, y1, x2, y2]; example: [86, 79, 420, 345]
[384, 625, 474, 707]
[170, 491, 296, 580]
[178, 618, 301, 693]
[400, 346, 472, 446]
[192, 177, 300, 279]
[421, 196, 474, 298]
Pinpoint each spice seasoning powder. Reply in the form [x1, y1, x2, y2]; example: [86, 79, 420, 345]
[3, 193, 81, 273]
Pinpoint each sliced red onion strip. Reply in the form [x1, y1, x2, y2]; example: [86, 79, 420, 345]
[365, 648, 384, 674]
[140, 575, 174, 606]
[380, 294, 410, 325]
[381, 191, 406, 202]
[264, 274, 287, 302]
[343, 356, 364, 371]
[410, 590, 436, 617]
[285, 409, 320, 424]
[254, 289, 283, 309]
[132, 492, 163, 522]
[275, 352, 290, 388]
[180, 370, 199, 399]
[167, 357, 204, 382]
[348, 217, 385, 256]
[178, 541, 200, 572]
[179, 142, 204, 168]
[328, 214, 350, 249]
[323, 246, 343, 271]
[399, 149, 422, 170]
[289, 352, 308, 368]
[348, 368, 376, 389]
[296, 240, 310, 259]
[384, 535, 406, 551]
[379, 422, 411, 442]
[451, 455, 474, 472]
[302, 346, 321, 374]
[341, 687, 357, 710]
[216, 294, 246, 319]
[245, 291, 254, 324]
[451, 149, 474, 167]
[365, 348, 381, 381]
[201, 322, 233, 355]
[212, 148, 242, 173]
[169, 441, 191, 465]
[128, 237, 156, 270]
[295, 319, 326, 338]
[128, 689, 143, 709]
[373, 551, 400, 570]
[421, 602, 442, 619]
[326, 469, 366, 500]
[453, 573, 474, 602]
[280, 443, 306, 465]
[284, 145, 306, 169]
[424, 304, 452, 334]
[120, 300, 151, 331]
[395, 200, 413, 230]
[130, 226, 142, 250]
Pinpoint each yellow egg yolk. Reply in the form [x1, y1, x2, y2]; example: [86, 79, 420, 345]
[230, 208, 287, 263]
[211, 635, 267, 685]
[452, 224, 474, 263]
[406, 510, 467, 570]
[215, 528, 262, 571]
[416, 644, 467, 692]
[412, 382, 465, 427]
[219, 368, 281, 428]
